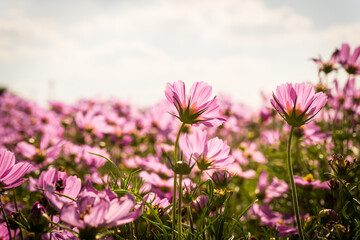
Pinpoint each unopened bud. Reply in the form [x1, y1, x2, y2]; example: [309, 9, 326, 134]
[28, 202, 50, 234]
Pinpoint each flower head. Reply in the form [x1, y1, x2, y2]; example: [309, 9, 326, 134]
[0, 149, 32, 191]
[312, 49, 340, 74]
[339, 43, 360, 75]
[59, 183, 142, 239]
[60, 185, 142, 231]
[294, 174, 330, 190]
[179, 130, 232, 171]
[270, 83, 327, 127]
[29, 168, 82, 212]
[165, 80, 225, 127]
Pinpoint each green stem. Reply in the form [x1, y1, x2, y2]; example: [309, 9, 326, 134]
[174, 123, 186, 162]
[172, 123, 186, 240]
[187, 205, 194, 236]
[12, 189, 23, 240]
[338, 183, 343, 224]
[178, 173, 183, 239]
[172, 174, 177, 240]
[287, 126, 305, 240]
[0, 199, 12, 240]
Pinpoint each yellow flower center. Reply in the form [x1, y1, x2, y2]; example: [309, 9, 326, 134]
[303, 174, 314, 182]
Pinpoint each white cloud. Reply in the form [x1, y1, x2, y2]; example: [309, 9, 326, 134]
[0, 0, 359, 108]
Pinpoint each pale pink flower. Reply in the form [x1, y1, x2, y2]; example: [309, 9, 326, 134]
[339, 43, 360, 74]
[179, 130, 232, 171]
[312, 49, 340, 74]
[165, 80, 225, 127]
[271, 83, 327, 127]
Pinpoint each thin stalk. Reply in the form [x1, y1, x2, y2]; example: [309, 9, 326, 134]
[287, 126, 305, 240]
[50, 216, 53, 240]
[178, 174, 183, 239]
[12, 189, 23, 240]
[172, 123, 186, 240]
[172, 174, 177, 240]
[187, 205, 194, 236]
[0, 199, 12, 240]
[338, 183, 343, 224]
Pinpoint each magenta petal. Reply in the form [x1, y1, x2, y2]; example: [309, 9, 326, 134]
[2, 162, 32, 186]
[84, 198, 109, 227]
[105, 194, 135, 224]
[61, 204, 85, 229]
[0, 149, 15, 178]
[111, 204, 143, 227]
[3, 178, 27, 189]
[16, 142, 36, 159]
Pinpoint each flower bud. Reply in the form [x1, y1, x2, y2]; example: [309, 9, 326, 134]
[28, 202, 50, 234]
[190, 195, 209, 213]
[211, 170, 231, 189]
[212, 189, 232, 208]
[318, 209, 337, 224]
[303, 216, 317, 231]
[174, 161, 192, 175]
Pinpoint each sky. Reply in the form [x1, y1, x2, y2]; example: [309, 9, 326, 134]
[0, 0, 359, 109]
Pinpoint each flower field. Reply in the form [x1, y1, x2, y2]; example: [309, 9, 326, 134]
[0, 43, 360, 239]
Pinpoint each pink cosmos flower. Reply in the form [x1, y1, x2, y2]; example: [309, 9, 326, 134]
[294, 174, 330, 190]
[312, 49, 340, 74]
[239, 142, 268, 164]
[256, 171, 288, 203]
[60, 185, 142, 231]
[0, 223, 10, 239]
[165, 80, 225, 127]
[29, 168, 82, 211]
[262, 130, 281, 145]
[179, 130, 233, 171]
[271, 83, 327, 127]
[16, 134, 63, 165]
[339, 43, 360, 75]
[251, 204, 299, 236]
[0, 149, 32, 190]
[75, 110, 112, 138]
[42, 216, 78, 240]
[144, 192, 172, 215]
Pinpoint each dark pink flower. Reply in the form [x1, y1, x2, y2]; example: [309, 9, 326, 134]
[271, 83, 327, 127]
[0, 149, 32, 190]
[165, 80, 225, 127]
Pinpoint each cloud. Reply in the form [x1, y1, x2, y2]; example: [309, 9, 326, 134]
[0, 0, 359, 108]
